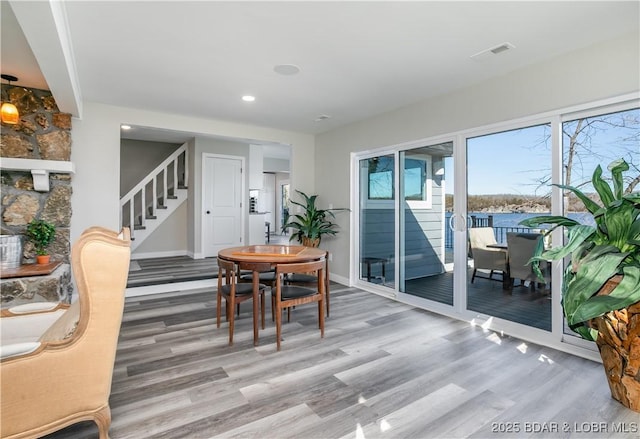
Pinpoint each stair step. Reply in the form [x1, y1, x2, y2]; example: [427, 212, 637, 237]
[178, 185, 187, 190]
[146, 215, 157, 220]
[134, 225, 146, 230]
[167, 195, 178, 200]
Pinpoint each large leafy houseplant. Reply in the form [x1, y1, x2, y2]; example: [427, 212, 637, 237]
[283, 190, 347, 247]
[520, 158, 640, 411]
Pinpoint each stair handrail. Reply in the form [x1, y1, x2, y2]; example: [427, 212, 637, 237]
[120, 142, 188, 235]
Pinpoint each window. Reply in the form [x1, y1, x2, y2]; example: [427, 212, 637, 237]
[367, 156, 394, 200]
[366, 154, 433, 205]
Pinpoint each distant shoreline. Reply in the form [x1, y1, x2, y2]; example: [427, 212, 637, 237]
[446, 193, 595, 213]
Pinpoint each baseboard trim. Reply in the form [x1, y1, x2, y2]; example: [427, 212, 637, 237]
[125, 279, 216, 297]
[130, 250, 188, 260]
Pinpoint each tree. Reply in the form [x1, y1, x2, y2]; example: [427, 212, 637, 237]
[562, 109, 639, 196]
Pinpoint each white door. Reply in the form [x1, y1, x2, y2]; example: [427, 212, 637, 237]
[203, 155, 243, 257]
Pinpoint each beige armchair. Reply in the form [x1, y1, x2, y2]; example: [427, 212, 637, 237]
[1, 227, 131, 439]
[468, 227, 508, 284]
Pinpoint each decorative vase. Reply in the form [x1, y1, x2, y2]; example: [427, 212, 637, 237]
[591, 275, 640, 412]
[36, 254, 50, 265]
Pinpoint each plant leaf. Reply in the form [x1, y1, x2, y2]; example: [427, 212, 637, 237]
[570, 266, 640, 323]
[591, 164, 614, 206]
[564, 252, 629, 326]
[554, 183, 602, 214]
[535, 225, 595, 262]
[608, 158, 629, 200]
[520, 216, 579, 228]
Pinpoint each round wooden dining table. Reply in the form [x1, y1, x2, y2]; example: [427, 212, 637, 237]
[217, 244, 327, 345]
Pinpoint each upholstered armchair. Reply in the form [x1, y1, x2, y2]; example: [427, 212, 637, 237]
[0, 227, 131, 439]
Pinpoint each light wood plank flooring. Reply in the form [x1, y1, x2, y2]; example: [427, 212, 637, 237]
[44, 284, 636, 439]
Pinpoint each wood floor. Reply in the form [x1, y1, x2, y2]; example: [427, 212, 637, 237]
[43, 284, 636, 439]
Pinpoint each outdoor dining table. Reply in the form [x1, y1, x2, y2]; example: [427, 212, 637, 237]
[217, 244, 327, 345]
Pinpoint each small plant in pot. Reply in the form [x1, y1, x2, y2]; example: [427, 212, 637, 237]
[283, 190, 348, 247]
[520, 158, 640, 411]
[25, 219, 56, 264]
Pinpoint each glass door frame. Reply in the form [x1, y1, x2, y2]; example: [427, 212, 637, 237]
[349, 93, 638, 360]
[351, 134, 462, 316]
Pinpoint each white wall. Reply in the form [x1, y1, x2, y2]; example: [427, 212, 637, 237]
[70, 102, 315, 245]
[315, 32, 640, 280]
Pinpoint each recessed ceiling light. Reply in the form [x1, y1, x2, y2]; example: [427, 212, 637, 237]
[274, 64, 300, 76]
[121, 124, 131, 130]
[315, 114, 331, 122]
[242, 95, 256, 102]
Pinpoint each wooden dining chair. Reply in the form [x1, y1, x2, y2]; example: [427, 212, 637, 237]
[285, 250, 331, 317]
[216, 258, 269, 346]
[273, 259, 326, 351]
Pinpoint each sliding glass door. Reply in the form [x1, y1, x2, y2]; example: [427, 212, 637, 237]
[359, 154, 396, 288]
[400, 142, 454, 306]
[357, 142, 455, 307]
[466, 124, 553, 332]
[353, 97, 638, 355]
[561, 106, 640, 339]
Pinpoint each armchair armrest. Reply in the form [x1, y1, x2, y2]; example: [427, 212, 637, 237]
[0, 342, 41, 360]
[1, 303, 68, 345]
[2, 301, 62, 316]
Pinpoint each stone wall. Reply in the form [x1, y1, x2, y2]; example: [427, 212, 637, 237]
[1, 84, 73, 306]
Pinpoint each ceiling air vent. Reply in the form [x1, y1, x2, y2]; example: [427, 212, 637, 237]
[470, 42, 516, 61]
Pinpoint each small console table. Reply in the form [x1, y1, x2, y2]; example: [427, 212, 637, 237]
[1, 261, 62, 279]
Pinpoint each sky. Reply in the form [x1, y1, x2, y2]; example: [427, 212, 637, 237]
[446, 108, 639, 196]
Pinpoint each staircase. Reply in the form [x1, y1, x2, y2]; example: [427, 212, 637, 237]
[120, 143, 188, 251]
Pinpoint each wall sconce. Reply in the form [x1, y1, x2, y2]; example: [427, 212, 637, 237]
[1, 74, 20, 125]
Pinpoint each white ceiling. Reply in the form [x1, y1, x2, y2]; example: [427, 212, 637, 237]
[2, 1, 639, 139]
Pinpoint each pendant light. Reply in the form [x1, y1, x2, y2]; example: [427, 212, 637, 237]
[1, 74, 20, 125]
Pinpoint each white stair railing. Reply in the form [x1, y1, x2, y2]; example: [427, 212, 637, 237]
[120, 143, 189, 241]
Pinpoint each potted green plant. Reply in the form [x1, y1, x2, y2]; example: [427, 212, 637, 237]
[283, 190, 348, 247]
[25, 219, 56, 264]
[520, 158, 640, 411]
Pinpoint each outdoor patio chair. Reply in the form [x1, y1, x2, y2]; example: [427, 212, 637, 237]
[506, 232, 549, 291]
[468, 227, 508, 284]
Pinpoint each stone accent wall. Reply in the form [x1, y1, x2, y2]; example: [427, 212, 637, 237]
[1, 84, 73, 306]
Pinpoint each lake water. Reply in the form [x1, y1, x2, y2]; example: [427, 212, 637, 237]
[464, 211, 595, 228]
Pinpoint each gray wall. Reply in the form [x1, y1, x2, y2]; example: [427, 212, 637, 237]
[120, 139, 181, 197]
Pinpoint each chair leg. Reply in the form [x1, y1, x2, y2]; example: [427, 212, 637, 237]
[94, 405, 112, 439]
[276, 304, 282, 351]
[260, 292, 265, 330]
[471, 268, 477, 283]
[319, 299, 324, 338]
[271, 295, 275, 322]
[216, 291, 222, 328]
[228, 296, 235, 346]
[325, 284, 330, 318]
